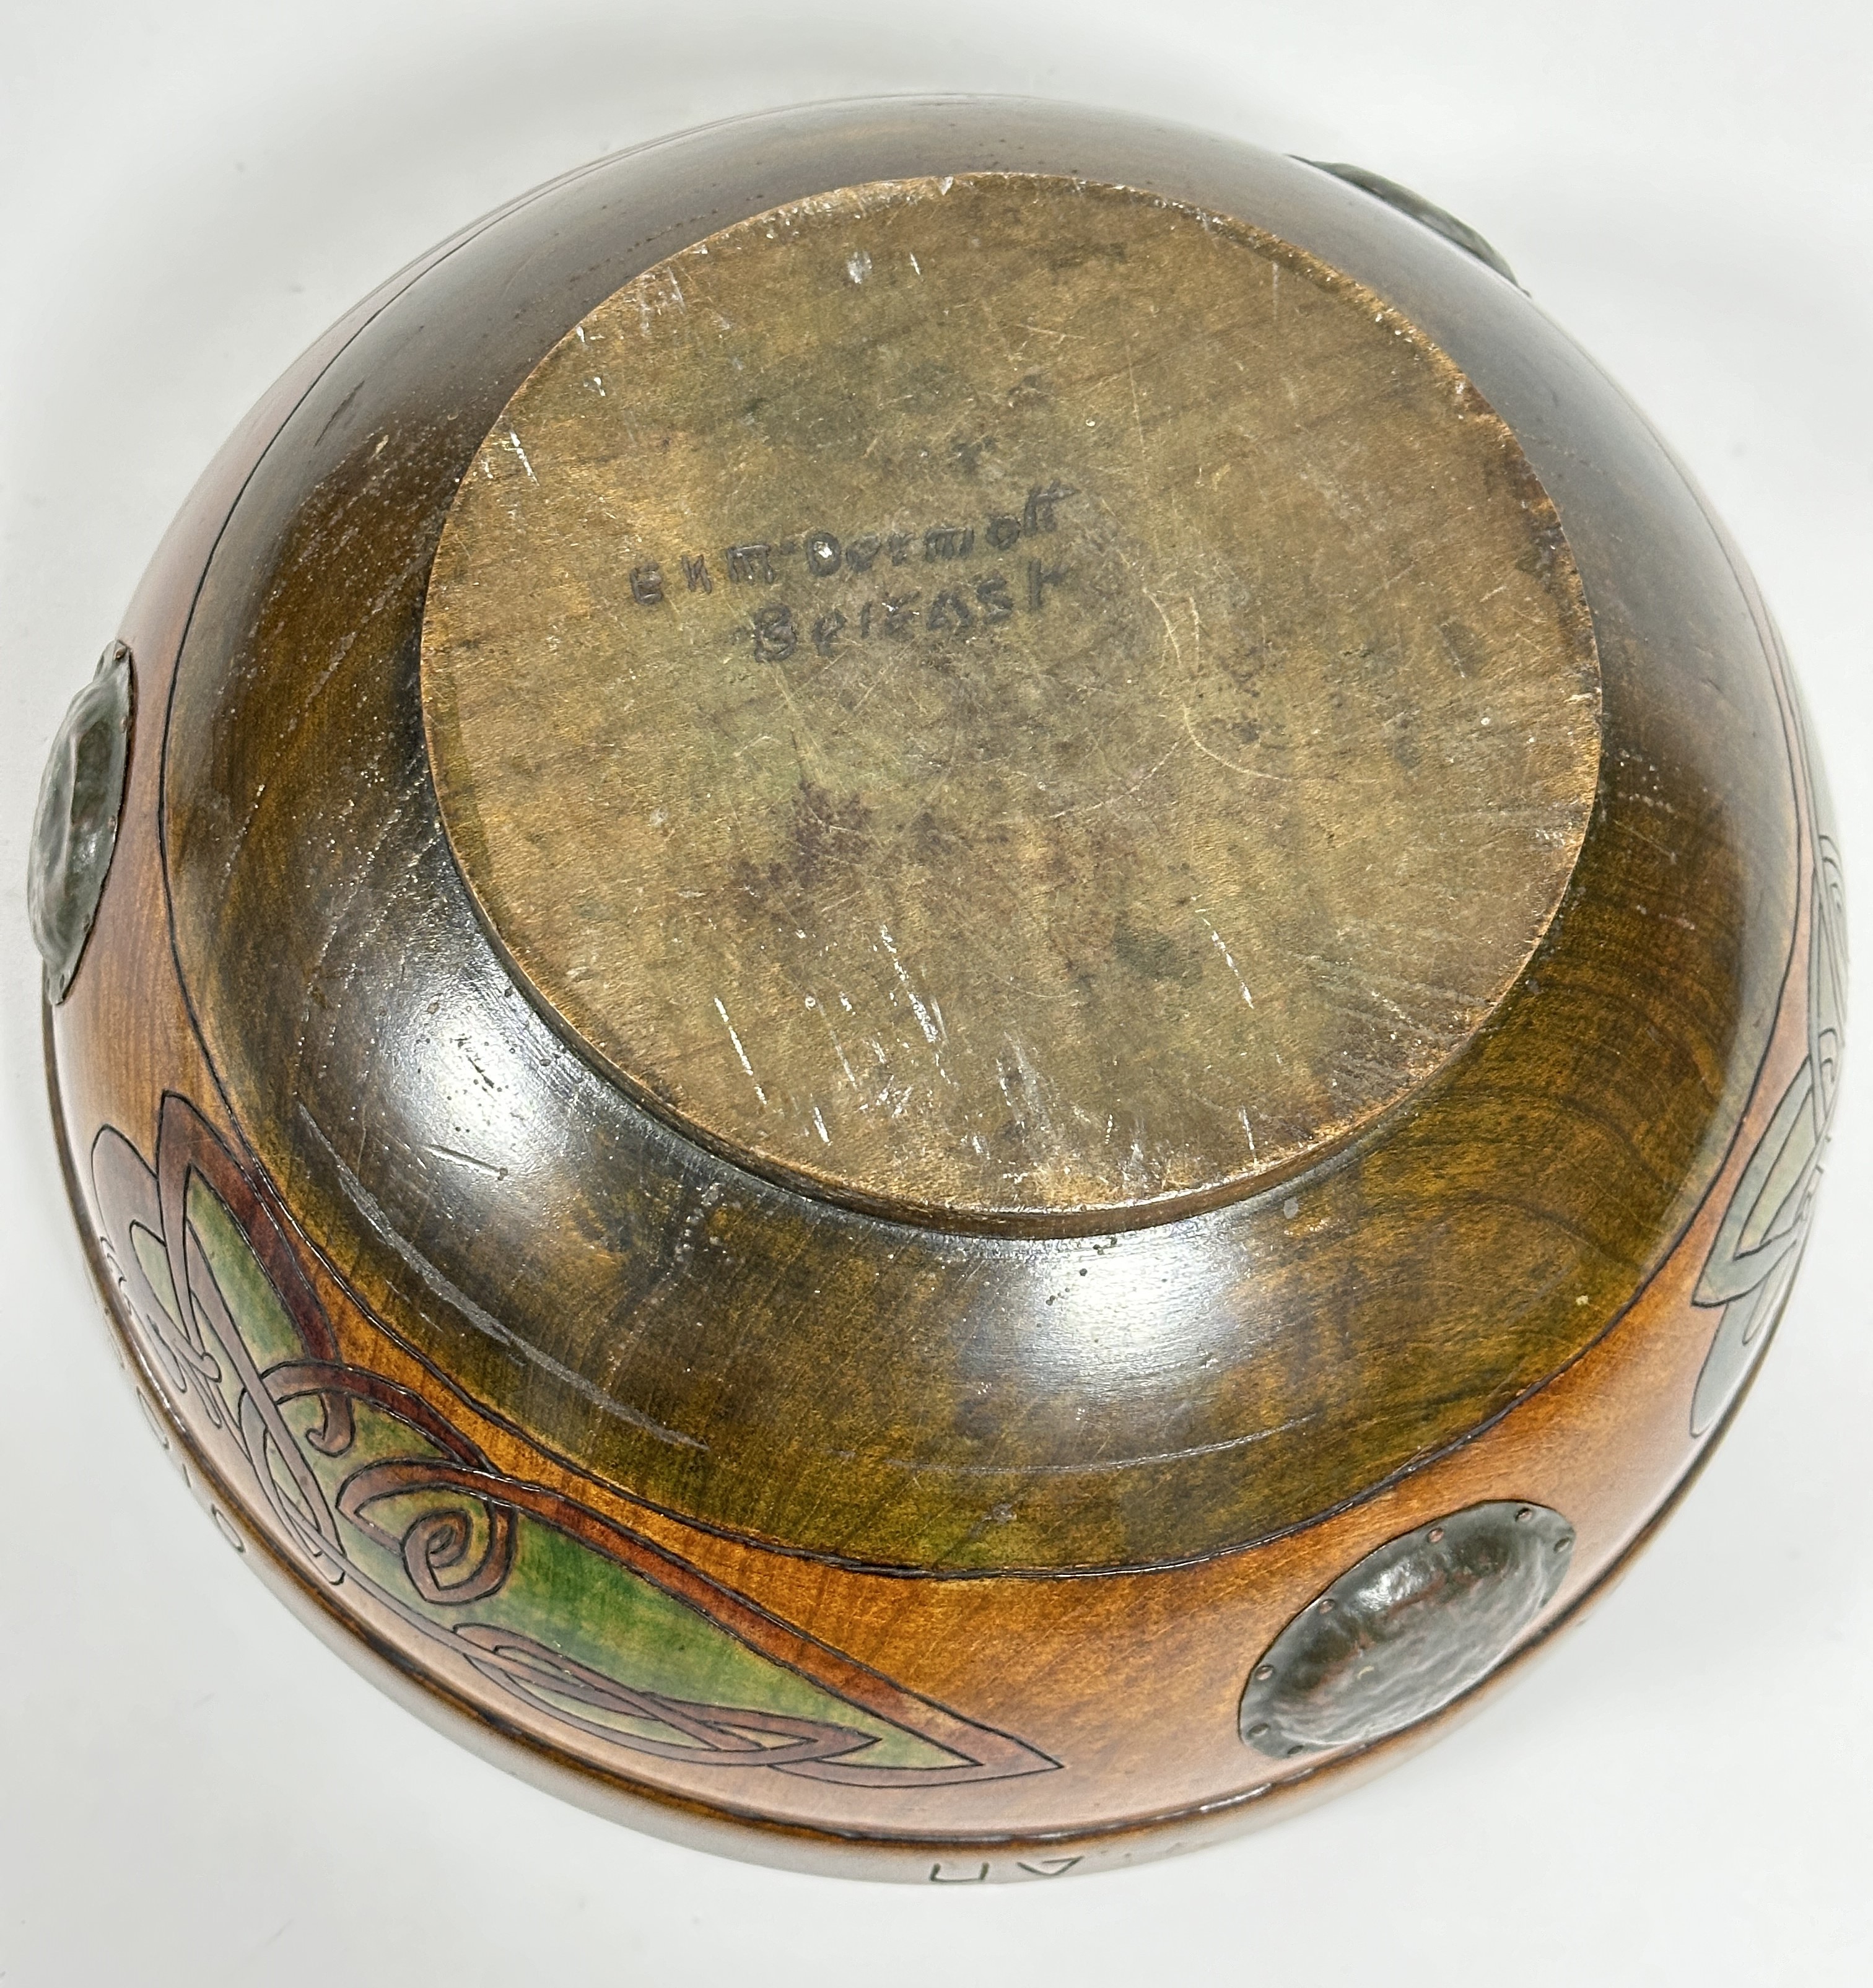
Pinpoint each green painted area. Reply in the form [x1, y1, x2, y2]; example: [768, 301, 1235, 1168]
[172, 1181, 953, 1771]
[189, 1179, 307, 1370]
[131, 1223, 179, 1328]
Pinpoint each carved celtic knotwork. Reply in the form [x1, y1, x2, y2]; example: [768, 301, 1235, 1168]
[1691, 677, 1846, 1435]
[91, 1094, 1055, 1789]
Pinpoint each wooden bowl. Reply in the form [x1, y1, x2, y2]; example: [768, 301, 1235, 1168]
[35, 98, 1843, 1882]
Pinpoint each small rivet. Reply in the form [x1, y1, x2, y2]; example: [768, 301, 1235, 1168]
[1516, 1506, 1535, 1522]
[1316, 1597, 1334, 1613]
[1248, 1722, 1269, 1738]
[1285, 1743, 1306, 1757]
[1254, 1663, 1275, 1681]
[1426, 1525, 1444, 1543]
[1556, 1535, 1573, 1553]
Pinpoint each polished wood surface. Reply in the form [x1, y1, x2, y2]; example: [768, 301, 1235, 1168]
[40, 99, 1836, 1880]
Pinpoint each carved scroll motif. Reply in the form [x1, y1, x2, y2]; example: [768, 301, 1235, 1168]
[93, 1095, 1055, 1789]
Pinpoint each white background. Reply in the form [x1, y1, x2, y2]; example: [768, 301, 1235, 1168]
[2, 4, 1869, 1982]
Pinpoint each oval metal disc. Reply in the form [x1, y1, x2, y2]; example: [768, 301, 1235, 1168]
[1239, 1500, 1576, 1756]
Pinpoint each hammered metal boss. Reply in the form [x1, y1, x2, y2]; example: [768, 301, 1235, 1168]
[34, 101, 1842, 1882]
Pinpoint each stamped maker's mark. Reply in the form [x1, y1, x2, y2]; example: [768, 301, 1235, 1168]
[622, 482, 1078, 661]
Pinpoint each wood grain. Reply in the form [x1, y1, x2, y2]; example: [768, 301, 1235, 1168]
[38, 100, 1831, 1878]
[422, 175, 1600, 1228]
